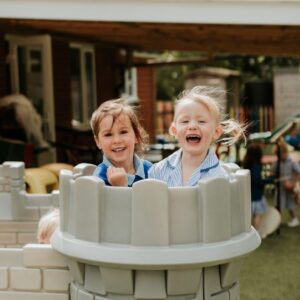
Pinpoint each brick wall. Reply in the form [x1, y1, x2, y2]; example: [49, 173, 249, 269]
[52, 38, 72, 127]
[0, 244, 70, 300]
[95, 45, 118, 104]
[137, 66, 156, 143]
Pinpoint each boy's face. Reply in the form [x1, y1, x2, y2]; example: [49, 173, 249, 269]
[95, 113, 137, 169]
[170, 100, 222, 157]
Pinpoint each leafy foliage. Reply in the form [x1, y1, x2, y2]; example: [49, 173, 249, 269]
[156, 51, 300, 100]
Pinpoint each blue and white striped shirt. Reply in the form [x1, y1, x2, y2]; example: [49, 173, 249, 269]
[148, 148, 227, 187]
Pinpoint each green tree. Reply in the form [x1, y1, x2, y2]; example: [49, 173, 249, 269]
[156, 51, 300, 100]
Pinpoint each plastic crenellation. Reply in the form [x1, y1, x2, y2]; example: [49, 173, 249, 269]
[51, 162, 260, 300]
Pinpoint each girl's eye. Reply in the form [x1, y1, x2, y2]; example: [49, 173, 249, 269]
[120, 130, 128, 134]
[198, 120, 205, 124]
[180, 120, 189, 124]
[104, 133, 112, 137]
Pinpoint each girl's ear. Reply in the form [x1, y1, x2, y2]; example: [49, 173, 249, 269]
[169, 122, 177, 137]
[94, 135, 101, 150]
[213, 124, 223, 141]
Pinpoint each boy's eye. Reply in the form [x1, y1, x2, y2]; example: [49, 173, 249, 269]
[120, 130, 128, 134]
[198, 120, 205, 124]
[180, 120, 189, 124]
[104, 133, 112, 137]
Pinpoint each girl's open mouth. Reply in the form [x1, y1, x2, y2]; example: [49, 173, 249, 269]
[186, 134, 201, 143]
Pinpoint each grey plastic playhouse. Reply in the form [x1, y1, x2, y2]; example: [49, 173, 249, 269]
[0, 161, 260, 300]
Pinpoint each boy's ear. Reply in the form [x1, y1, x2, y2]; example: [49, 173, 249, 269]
[169, 122, 177, 137]
[214, 124, 223, 140]
[94, 135, 101, 150]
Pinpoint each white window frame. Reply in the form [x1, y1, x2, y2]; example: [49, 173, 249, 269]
[121, 67, 139, 103]
[6, 34, 55, 143]
[70, 43, 97, 130]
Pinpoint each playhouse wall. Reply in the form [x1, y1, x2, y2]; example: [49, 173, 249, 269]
[0, 220, 39, 248]
[0, 244, 71, 300]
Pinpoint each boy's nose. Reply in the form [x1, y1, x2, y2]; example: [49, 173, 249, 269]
[112, 134, 121, 142]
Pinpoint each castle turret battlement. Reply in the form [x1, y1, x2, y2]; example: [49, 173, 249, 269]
[51, 163, 260, 300]
[0, 161, 58, 223]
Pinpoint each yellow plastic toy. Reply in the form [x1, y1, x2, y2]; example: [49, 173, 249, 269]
[25, 168, 58, 194]
[41, 163, 73, 189]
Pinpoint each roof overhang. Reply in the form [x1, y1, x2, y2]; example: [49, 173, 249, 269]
[1, 1, 300, 56]
[1, 0, 300, 26]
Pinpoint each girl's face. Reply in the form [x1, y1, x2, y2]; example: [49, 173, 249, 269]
[171, 100, 223, 157]
[95, 113, 137, 169]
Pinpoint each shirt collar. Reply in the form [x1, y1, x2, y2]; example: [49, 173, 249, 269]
[103, 155, 112, 167]
[197, 148, 219, 173]
[166, 148, 182, 169]
[165, 148, 219, 186]
[166, 148, 218, 171]
[133, 154, 145, 178]
[188, 149, 220, 186]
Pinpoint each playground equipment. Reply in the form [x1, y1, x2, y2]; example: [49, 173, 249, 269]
[25, 167, 58, 194]
[52, 162, 260, 300]
[0, 160, 260, 299]
[24, 163, 74, 194]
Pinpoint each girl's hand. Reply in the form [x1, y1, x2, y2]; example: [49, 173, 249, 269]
[283, 179, 295, 191]
[107, 166, 128, 186]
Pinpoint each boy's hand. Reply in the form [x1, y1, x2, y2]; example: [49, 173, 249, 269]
[107, 166, 128, 186]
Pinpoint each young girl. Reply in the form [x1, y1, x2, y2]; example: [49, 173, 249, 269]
[90, 99, 152, 186]
[243, 143, 274, 232]
[149, 86, 245, 186]
[37, 208, 60, 244]
[272, 141, 300, 227]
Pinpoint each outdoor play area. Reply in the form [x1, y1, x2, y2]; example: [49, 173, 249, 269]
[1, 1, 300, 299]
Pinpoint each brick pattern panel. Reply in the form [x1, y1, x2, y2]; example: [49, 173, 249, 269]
[10, 267, 41, 291]
[0, 245, 70, 299]
[0, 221, 38, 248]
[0, 268, 8, 289]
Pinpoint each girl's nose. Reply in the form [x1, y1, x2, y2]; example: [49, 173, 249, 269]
[188, 120, 198, 128]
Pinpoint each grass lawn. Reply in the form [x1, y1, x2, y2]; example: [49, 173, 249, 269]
[240, 210, 300, 300]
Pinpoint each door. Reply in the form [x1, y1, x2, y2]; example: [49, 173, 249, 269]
[7, 34, 56, 162]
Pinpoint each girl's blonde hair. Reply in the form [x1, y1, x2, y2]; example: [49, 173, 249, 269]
[90, 99, 149, 155]
[174, 86, 246, 145]
[37, 208, 59, 244]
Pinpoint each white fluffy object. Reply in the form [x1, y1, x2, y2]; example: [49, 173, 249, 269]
[0, 94, 49, 148]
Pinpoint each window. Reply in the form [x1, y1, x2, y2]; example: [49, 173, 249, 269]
[121, 67, 139, 103]
[70, 43, 97, 129]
